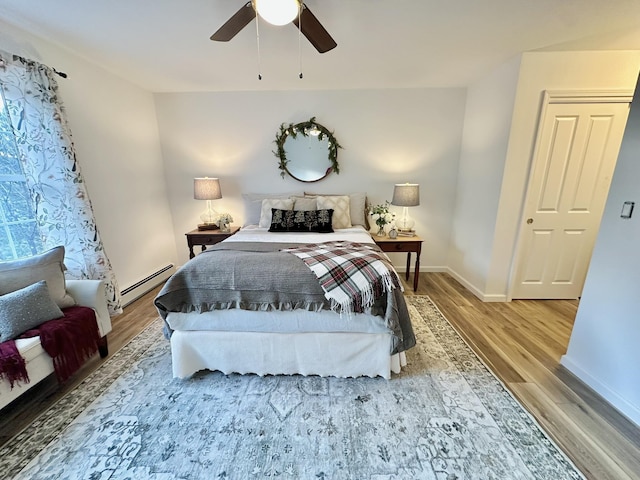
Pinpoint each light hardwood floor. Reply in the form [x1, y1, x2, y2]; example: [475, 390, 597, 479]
[1, 272, 639, 479]
[414, 272, 640, 480]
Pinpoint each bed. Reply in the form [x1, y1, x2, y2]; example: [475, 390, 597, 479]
[154, 193, 416, 379]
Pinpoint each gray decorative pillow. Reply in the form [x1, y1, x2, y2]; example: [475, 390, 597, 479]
[242, 192, 304, 226]
[0, 246, 76, 309]
[0, 281, 64, 342]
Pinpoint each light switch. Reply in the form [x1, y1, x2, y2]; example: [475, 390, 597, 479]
[620, 201, 635, 219]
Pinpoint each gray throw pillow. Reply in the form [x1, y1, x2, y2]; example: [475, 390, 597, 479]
[0, 246, 76, 308]
[242, 192, 304, 226]
[0, 280, 64, 342]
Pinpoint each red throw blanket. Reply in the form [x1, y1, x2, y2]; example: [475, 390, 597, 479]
[0, 340, 27, 389]
[0, 306, 100, 387]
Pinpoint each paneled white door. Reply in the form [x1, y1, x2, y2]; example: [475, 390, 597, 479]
[511, 95, 630, 299]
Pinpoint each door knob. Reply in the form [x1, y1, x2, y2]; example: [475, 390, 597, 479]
[526, 218, 533, 224]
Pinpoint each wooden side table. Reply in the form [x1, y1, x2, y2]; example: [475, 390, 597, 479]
[186, 226, 240, 258]
[373, 234, 423, 292]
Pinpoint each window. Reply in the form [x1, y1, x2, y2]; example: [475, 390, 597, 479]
[0, 51, 122, 313]
[0, 90, 43, 261]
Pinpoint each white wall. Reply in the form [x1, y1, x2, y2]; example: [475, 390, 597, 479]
[561, 74, 640, 426]
[449, 55, 521, 299]
[0, 20, 178, 291]
[481, 51, 640, 299]
[154, 88, 466, 267]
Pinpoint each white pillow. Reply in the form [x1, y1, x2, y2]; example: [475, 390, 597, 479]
[0, 245, 76, 308]
[291, 196, 317, 211]
[317, 195, 352, 229]
[242, 192, 303, 226]
[305, 192, 367, 226]
[258, 198, 294, 228]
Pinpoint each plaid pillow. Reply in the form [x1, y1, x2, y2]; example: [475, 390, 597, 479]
[269, 209, 334, 233]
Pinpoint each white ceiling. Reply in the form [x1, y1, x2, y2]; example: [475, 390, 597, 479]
[0, 0, 639, 93]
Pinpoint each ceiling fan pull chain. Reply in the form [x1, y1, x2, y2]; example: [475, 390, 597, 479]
[255, 11, 263, 80]
[298, 4, 303, 79]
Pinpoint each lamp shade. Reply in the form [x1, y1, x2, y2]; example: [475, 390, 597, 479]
[193, 177, 222, 200]
[391, 183, 420, 207]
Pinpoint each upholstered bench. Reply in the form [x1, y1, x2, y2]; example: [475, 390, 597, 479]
[0, 247, 112, 410]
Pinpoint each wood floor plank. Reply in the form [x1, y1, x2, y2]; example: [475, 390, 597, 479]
[558, 401, 640, 479]
[418, 272, 640, 480]
[467, 318, 581, 404]
[511, 382, 635, 480]
[558, 366, 640, 447]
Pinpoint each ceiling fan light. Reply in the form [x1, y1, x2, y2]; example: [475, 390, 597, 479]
[254, 0, 300, 26]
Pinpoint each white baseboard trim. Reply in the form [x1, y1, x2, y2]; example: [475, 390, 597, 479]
[560, 354, 640, 427]
[446, 268, 508, 302]
[121, 264, 175, 307]
[423, 266, 449, 272]
[394, 265, 448, 274]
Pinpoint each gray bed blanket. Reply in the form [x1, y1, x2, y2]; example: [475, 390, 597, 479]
[154, 241, 415, 353]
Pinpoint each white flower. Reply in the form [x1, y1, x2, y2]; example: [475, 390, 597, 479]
[372, 213, 380, 220]
[216, 213, 233, 227]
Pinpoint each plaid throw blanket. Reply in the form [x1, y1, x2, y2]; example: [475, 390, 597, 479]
[282, 241, 402, 314]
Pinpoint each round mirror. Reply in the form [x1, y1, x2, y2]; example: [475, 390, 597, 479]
[274, 117, 342, 183]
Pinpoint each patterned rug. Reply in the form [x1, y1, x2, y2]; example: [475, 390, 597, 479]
[0, 296, 584, 479]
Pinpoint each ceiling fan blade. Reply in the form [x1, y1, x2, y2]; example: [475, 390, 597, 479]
[293, 4, 337, 53]
[210, 2, 255, 42]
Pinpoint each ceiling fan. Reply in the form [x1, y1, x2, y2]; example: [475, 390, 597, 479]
[210, 0, 337, 53]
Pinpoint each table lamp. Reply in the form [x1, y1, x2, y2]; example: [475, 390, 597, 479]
[391, 183, 420, 233]
[194, 177, 222, 230]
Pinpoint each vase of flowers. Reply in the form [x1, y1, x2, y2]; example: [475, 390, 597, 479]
[217, 213, 233, 232]
[369, 202, 394, 237]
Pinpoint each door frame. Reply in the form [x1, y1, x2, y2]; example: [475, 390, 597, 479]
[507, 89, 633, 301]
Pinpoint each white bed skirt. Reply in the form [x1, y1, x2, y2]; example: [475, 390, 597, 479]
[171, 330, 406, 380]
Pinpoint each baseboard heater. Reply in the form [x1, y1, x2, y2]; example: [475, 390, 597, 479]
[120, 264, 175, 307]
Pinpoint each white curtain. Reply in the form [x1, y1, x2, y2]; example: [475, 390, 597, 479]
[0, 50, 122, 315]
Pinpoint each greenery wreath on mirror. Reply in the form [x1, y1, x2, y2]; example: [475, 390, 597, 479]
[274, 117, 342, 179]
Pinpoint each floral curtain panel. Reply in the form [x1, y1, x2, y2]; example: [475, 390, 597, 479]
[0, 50, 122, 315]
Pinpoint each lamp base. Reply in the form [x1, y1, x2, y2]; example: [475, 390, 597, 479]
[197, 223, 220, 231]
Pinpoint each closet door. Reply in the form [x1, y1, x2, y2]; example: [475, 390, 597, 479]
[511, 95, 630, 299]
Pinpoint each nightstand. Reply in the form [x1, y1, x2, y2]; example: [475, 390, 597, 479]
[373, 234, 423, 291]
[186, 226, 240, 259]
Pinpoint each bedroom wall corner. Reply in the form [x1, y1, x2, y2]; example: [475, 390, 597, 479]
[448, 55, 522, 298]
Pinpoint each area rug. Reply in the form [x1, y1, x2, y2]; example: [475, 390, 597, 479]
[0, 296, 584, 479]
